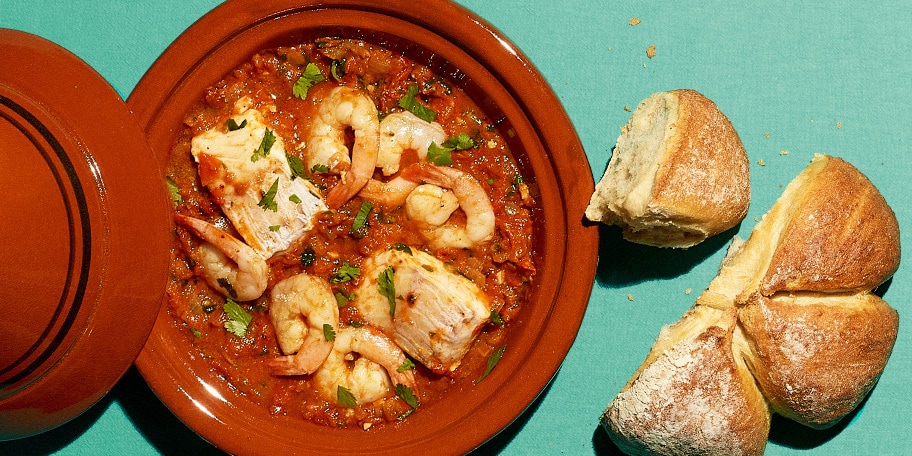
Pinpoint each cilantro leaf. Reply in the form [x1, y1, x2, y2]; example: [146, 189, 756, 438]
[323, 323, 336, 342]
[250, 128, 276, 162]
[289, 194, 302, 204]
[257, 178, 279, 212]
[350, 201, 373, 233]
[330, 262, 360, 283]
[490, 308, 504, 325]
[442, 132, 476, 150]
[311, 163, 330, 174]
[337, 385, 358, 408]
[292, 63, 325, 99]
[330, 59, 345, 81]
[397, 358, 416, 373]
[300, 245, 316, 267]
[395, 384, 419, 419]
[426, 142, 453, 166]
[165, 176, 182, 205]
[226, 118, 247, 131]
[398, 85, 436, 122]
[394, 243, 412, 255]
[378, 266, 396, 317]
[223, 299, 253, 337]
[286, 153, 307, 179]
[477, 345, 505, 383]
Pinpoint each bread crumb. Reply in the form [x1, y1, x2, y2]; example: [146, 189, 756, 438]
[624, 105, 631, 112]
[627, 294, 635, 302]
[757, 158, 766, 166]
[837, 121, 842, 129]
[685, 288, 692, 295]
[764, 132, 770, 138]
[780, 150, 789, 155]
[646, 44, 656, 58]
[629, 17, 641, 26]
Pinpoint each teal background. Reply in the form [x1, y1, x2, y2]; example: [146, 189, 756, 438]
[2, 0, 910, 454]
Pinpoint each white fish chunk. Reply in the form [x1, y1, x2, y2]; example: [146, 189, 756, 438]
[191, 99, 326, 258]
[355, 248, 491, 374]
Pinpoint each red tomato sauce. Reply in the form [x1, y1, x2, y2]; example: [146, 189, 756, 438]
[164, 38, 538, 429]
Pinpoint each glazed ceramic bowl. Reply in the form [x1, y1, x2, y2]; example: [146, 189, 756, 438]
[127, 0, 598, 454]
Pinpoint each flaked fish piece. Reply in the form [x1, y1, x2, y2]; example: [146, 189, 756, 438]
[355, 248, 491, 374]
[191, 98, 327, 258]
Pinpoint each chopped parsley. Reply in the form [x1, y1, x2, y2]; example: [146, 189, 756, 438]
[268, 225, 281, 232]
[257, 178, 279, 212]
[490, 309, 504, 325]
[292, 63, 325, 99]
[378, 266, 396, 317]
[165, 176, 182, 205]
[398, 85, 436, 122]
[251, 128, 276, 162]
[289, 194, 302, 204]
[394, 243, 412, 255]
[226, 118, 247, 131]
[476, 345, 505, 383]
[300, 246, 316, 267]
[397, 358, 416, 373]
[286, 153, 307, 179]
[426, 142, 453, 166]
[311, 163, 330, 174]
[350, 201, 373, 233]
[223, 299, 253, 338]
[329, 262, 360, 283]
[395, 384, 419, 419]
[323, 323, 336, 342]
[442, 132, 476, 150]
[334, 290, 353, 308]
[337, 385, 358, 408]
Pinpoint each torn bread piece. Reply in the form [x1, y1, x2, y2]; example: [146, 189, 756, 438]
[586, 89, 750, 248]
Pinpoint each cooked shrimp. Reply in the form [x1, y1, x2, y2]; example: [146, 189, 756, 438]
[191, 99, 327, 258]
[400, 163, 496, 249]
[376, 111, 446, 176]
[314, 326, 417, 405]
[355, 248, 491, 374]
[175, 214, 269, 302]
[266, 273, 340, 376]
[358, 176, 419, 207]
[307, 86, 380, 208]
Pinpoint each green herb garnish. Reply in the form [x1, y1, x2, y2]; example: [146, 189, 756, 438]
[330, 59, 345, 81]
[300, 246, 316, 267]
[223, 299, 253, 338]
[395, 384, 419, 419]
[350, 201, 373, 233]
[490, 309, 504, 325]
[286, 153, 307, 179]
[323, 323, 336, 342]
[477, 345, 505, 383]
[442, 132, 476, 150]
[334, 290, 353, 308]
[329, 262, 360, 283]
[226, 118, 247, 131]
[289, 194, 302, 204]
[268, 225, 281, 232]
[426, 142, 453, 166]
[397, 359, 416, 373]
[292, 63, 325, 99]
[398, 85, 436, 122]
[337, 385, 358, 408]
[311, 163, 330, 174]
[165, 176, 182, 205]
[378, 266, 396, 317]
[257, 178, 279, 212]
[251, 128, 276, 162]
[394, 243, 412, 255]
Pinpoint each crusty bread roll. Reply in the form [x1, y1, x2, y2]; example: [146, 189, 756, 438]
[601, 154, 900, 454]
[585, 89, 750, 248]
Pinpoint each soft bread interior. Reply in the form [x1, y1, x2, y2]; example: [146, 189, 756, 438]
[589, 91, 679, 225]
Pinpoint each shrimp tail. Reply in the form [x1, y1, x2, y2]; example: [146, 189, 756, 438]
[266, 337, 334, 376]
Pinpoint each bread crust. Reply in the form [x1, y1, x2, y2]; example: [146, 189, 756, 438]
[585, 89, 750, 248]
[602, 154, 901, 452]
